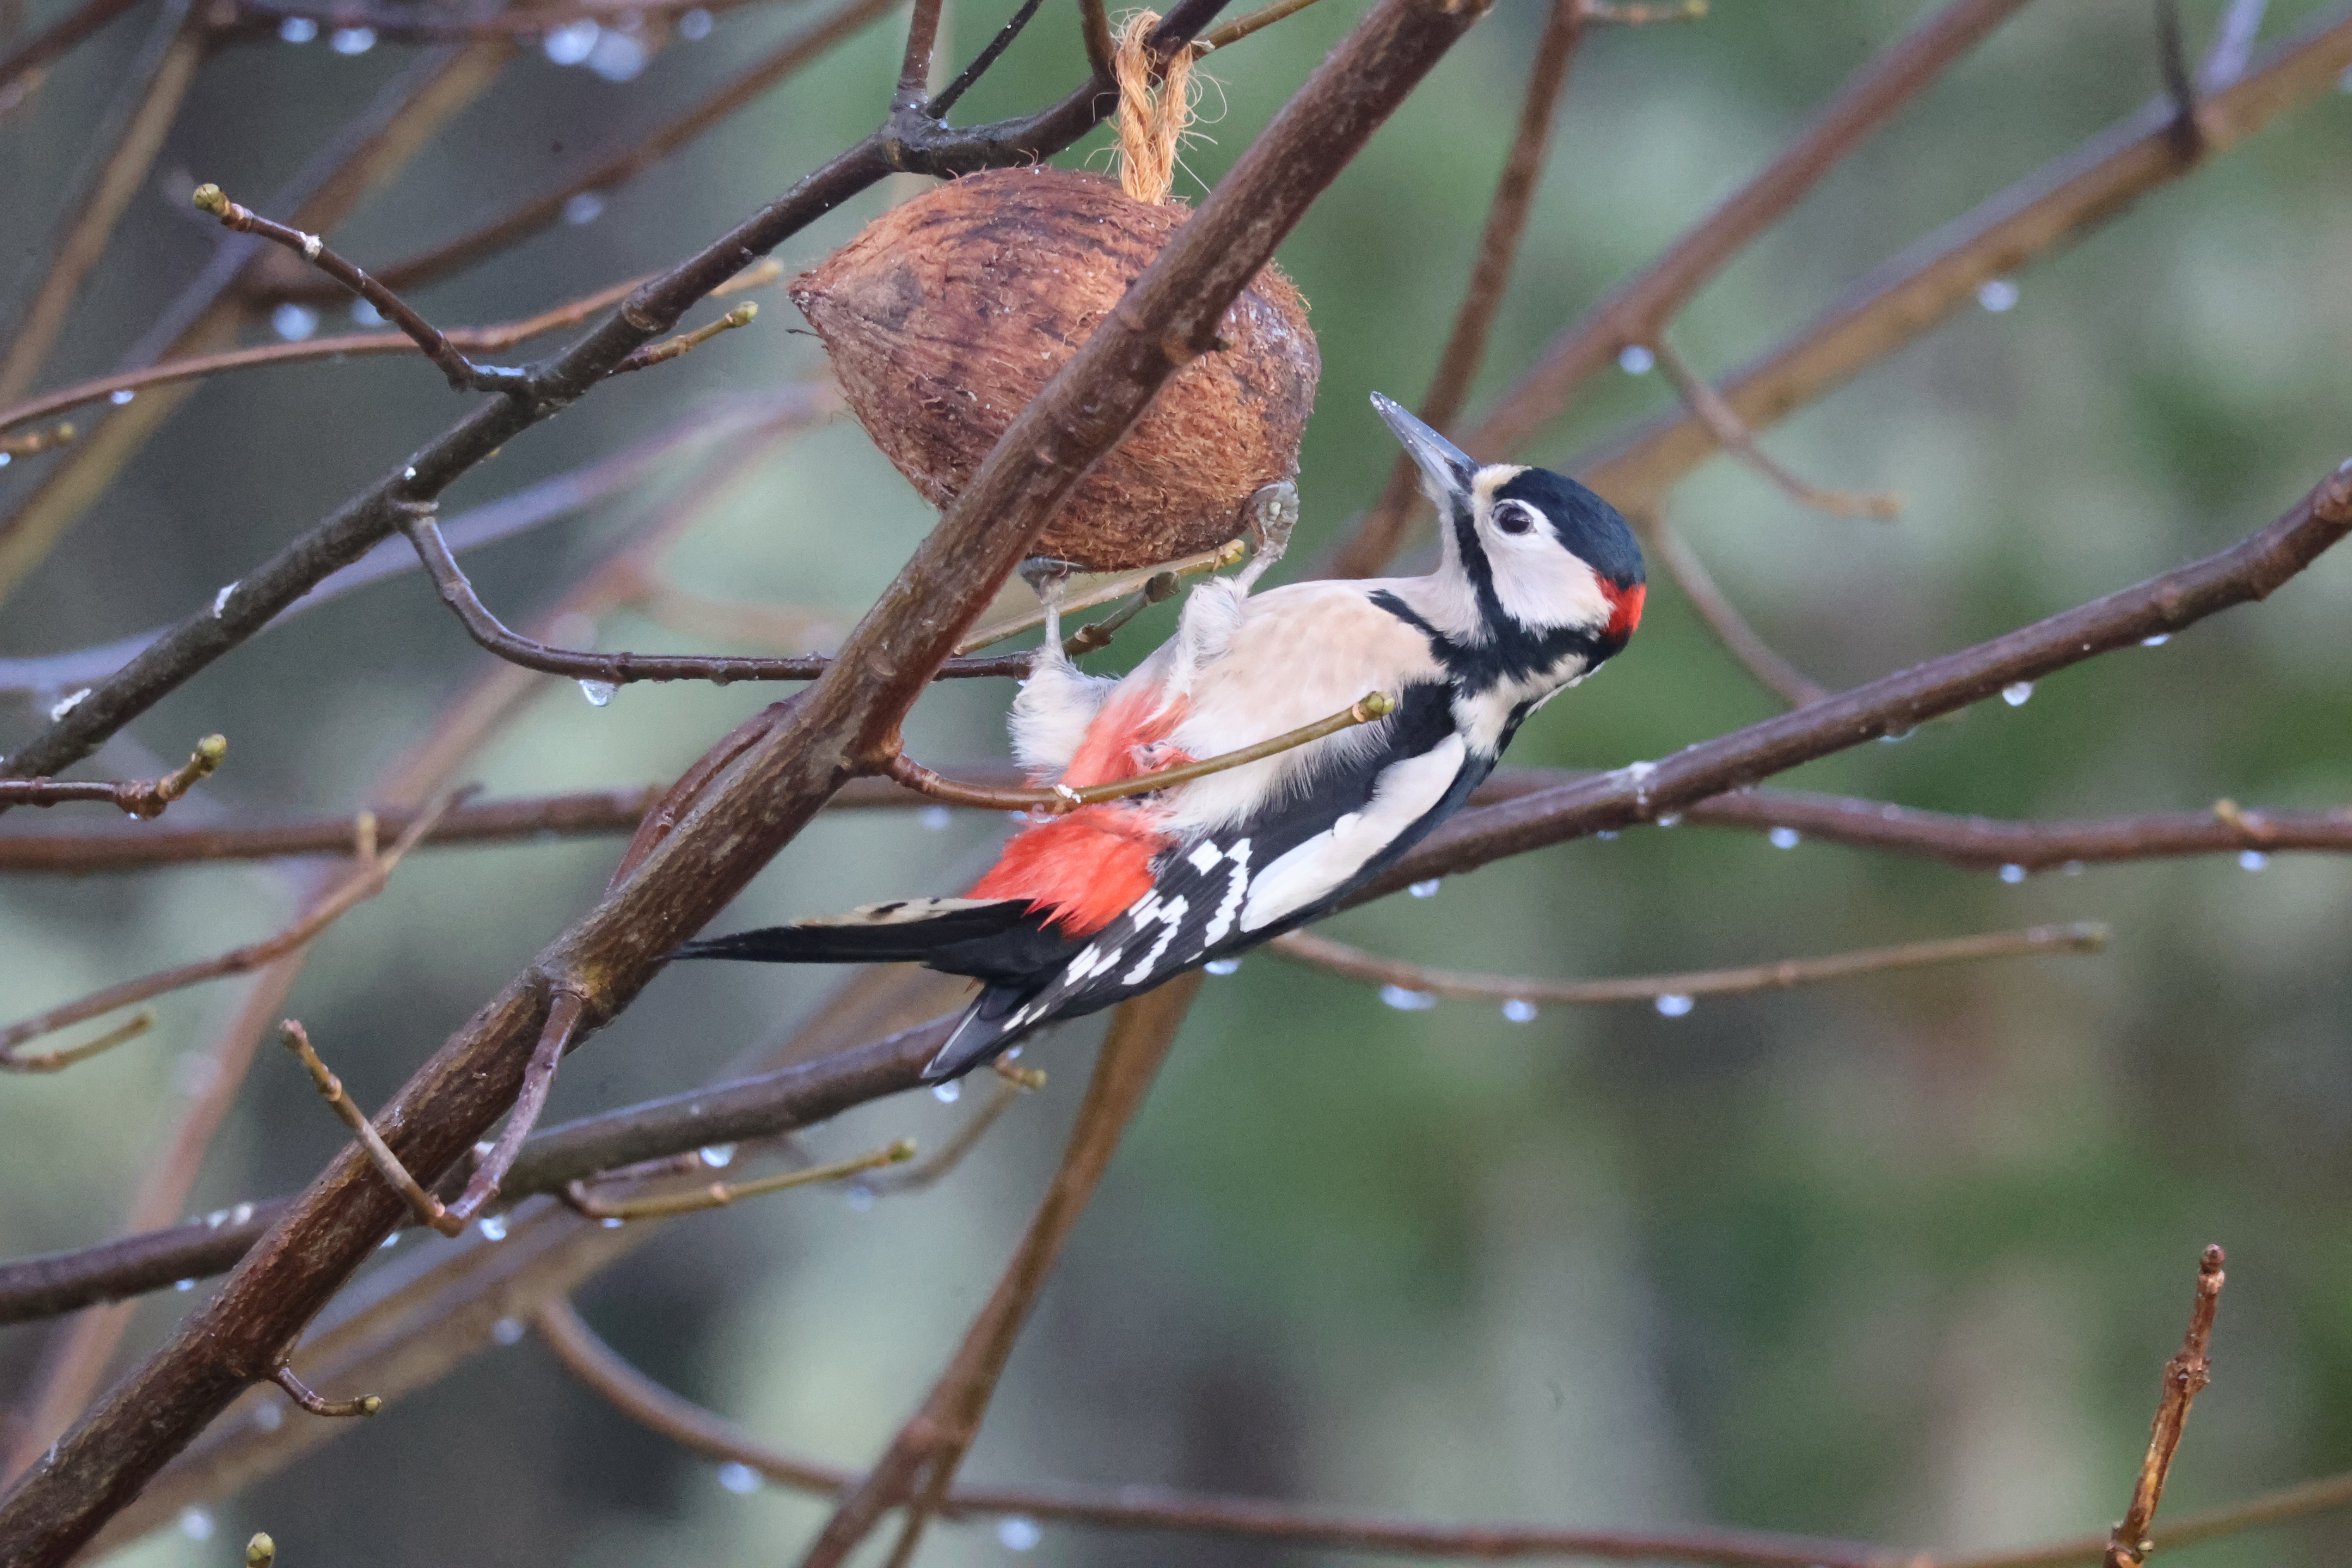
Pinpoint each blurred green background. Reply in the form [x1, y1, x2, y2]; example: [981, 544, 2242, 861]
[3, 0, 2351, 1562]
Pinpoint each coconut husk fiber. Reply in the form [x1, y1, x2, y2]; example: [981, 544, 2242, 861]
[789, 164, 1320, 570]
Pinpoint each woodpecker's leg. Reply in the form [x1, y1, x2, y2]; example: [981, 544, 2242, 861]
[1016, 557, 1084, 654]
[1233, 480, 1299, 593]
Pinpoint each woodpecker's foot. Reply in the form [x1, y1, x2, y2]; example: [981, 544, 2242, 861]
[1237, 481, 1299, 589]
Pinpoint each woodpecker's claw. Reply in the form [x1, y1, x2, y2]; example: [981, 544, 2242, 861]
[1019, 557, 1084, 655]
[1236, 481, 1299, 591]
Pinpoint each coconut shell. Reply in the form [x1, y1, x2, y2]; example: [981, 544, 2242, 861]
[790, 165, 1319, 571]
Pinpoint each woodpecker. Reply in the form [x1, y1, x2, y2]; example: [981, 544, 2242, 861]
[677, 393, 1646, 1079]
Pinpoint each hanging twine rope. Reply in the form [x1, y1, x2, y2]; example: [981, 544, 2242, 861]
[1112, 10, 1196, 205]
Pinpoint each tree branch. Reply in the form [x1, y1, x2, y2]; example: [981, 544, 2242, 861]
[1269, 922, 2107, 1009]
[0, 734, 224, 817]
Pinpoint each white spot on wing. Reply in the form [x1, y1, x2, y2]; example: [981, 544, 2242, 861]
[1123, 896, 1189, 984]
[1201, 838, 1253, 947]
[1187, 840, 1223, 873]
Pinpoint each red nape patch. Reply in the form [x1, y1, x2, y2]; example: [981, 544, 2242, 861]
[1602, 582, 1646, 642]
[969, 808, 1169, 935]
[1060, 686, 1189, 788]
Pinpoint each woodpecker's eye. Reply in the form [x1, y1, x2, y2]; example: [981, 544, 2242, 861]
[1492, 499, 1540, 536]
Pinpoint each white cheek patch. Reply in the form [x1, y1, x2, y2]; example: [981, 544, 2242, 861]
[1237, 739, 1466, 933]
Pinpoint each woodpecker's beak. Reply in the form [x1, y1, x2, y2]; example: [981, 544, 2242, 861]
[1371, 392, 1474, 507]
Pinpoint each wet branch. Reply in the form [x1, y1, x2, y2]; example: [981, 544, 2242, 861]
[534, 1293, 1895, 1566]
[1269, 922, 2107, 1008]
[399, 508, 1030, 686]
[191, 183, 533, 394]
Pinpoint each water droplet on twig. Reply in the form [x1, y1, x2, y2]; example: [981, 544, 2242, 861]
[578, 679, 617, 707]
[1379, 985, 1437, 1012]
[1654, 993, 1694, 1017]
[2001, 680, 2034, 707]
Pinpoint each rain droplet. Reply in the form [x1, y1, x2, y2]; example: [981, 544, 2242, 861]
[1408, 879, 1441, 898]
[1977, 278, 2019, 312]
[180, 1509, 214, 1542]
[1595, 829, 1618, 840]
[206, 1209, 229, 1228]
[997, 1517, 1043, 1552]
[231, 1202, 253, 1224]
[919, 805, 952, 831]
[478, 1215, 508, 1241]
[601, 1216, 624, 1228]
[717, 1462, 761, 1494]
[271, 303, 318, 342]
[1617, 344, 1655, 375]
[2142, 633, 2170, 647]
[1654, 993, 1694, 1017]
[1204, 958, 1240, 975]
[279, 15, 317, 41]
[844, 1184, 876, 1212]
[699, 1143, 735, 1168]
[2002, 680, 2034, 707]
[253, 1401, 284, 1432]
[933, 1080, 962, 1103]
[491, 1316, 525, 1345]
[543, 18, 598, 61]
[2239, 850, 2269, 871]
[1999, 864, 2027, 884]
[678, 6, 713, 37]
[2062, 860, 2086, 876]
[1878, 728, 1913, 744]
[47, 688, 88, 720]
[586, 30, 648, 80]
[578, 679, 616, 707]
[1378, 985, 1437, 1011]
[563, 190, 606, 226]
[1501, 998, 1537, 1023]
[0, 454, 9, 469]
[1655, 812, 1682, 829]
[110, 388, 136, 405]
[351, 298, 385, 327]
[1767, 826, 1800, 850]
[328, 25, 375, 52]
[175, 1278, 196, 1292]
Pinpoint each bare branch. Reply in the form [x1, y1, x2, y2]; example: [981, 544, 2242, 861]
[0, 734, 225, 816]
[398, 509, 1030, 686]
[0, 789, 456, 1072]
[0, 0, 147, 115]
[885, 692, 1395, 812]
[1648, 522, 1831, 707]
[2106, 1246, 2227, 1568]
[535, 1293, 1895, 1566]
[0, 262, 782, 436]
[563, 1138, 914, 1221]
[269, 1365, 380, 1421]
[1271, 922, 2107, 1008]
[1649, 338, 1901, 520]
[190, 183, 531, 394]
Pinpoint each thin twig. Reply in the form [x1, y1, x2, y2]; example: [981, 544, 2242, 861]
[884, 692, 1394, 813]
[270, 1364, 380, 1420]
[1648, 521, 1831, 707]
[1195, 0, 1327, 50]
[191, 183, 531, 394]
[1577, 0, 1707, 21]
[956, 539, 1243, 651]
[0, 262, 782, 436]
[535, 1293, 1893, 1566]
[564, 1139, 915, 1220]
[869, 1078, 1033, 1194]
[0, 735, 225, 816]
[0, 0, 146, 114]
[0, 419, 74, 454]
[608, 302, 760, 376]
[398, 508, 1030, 685]
[0, 788, 458, 1071]
[217, 0, 765, 40]
[280, 1021, 452, 1228]
[1078, 0, 1113, 74]
[1271, 922, 2107, 1008]
[1650, 338, 1901, 519]
[1343, 0, 1587, 576]
[930, 0, 1046, 114]
[2105, 1246, 2227, 1568]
